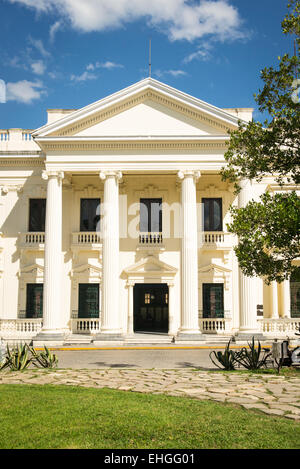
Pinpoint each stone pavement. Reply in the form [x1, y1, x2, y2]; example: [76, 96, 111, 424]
[1, 368, 300, 421]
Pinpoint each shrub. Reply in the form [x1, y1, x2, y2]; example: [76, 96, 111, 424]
[0, 343, 58, 371]
[234, 337, 271, 370]
[209, 340, 237, 370]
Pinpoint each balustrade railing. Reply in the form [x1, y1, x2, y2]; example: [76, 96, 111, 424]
[21, 232, 45, 245]
[72, 232, 101, 244]
[258, 318, 300, 335]
[0, 318, 43, 337]
[199, 231, 232, 248]
[71, 318, 101, 334]
[139, 232, 163, 245]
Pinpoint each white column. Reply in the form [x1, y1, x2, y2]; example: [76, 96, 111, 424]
[271, 281, 279, 319]
[238, 180, 260, 335]
[98, 171, 122, 337]
[37, 171, 64, 339]
[281, 279, 291, 318]
[177, 171, 202, 338]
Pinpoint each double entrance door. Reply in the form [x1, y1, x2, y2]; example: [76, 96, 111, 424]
[134, 283, 169, 333]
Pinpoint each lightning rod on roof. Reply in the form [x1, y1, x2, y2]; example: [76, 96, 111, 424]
[149, 38, 151, 78]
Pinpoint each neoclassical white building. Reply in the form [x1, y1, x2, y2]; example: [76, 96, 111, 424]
[0, 78, 299, 345]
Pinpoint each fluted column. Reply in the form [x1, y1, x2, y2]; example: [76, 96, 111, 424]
[281, 279, 291, 318]
[238, 180, 261, 335]
[177, 171, 203, 339]
[35, 170, 64, 341]
[96, 171, 123, 340]
[271, 281, 279, 319]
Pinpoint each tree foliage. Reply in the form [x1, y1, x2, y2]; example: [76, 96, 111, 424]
[221, 1, 300, 283]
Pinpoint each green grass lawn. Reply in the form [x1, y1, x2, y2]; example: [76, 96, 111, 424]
[0, 383, 299, 449]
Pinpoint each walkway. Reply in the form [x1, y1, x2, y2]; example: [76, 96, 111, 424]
[1, 367, 299, 421]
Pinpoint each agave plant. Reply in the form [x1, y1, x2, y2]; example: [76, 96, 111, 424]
[30, 345, 58, 368]
[0, 343, 33, 371]
[234, 337, 271, 370]
[209, 340, 237, 370]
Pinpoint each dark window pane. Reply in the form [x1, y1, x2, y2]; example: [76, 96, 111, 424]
[202, 198, 222, 231]
[80, 199, 100, 232]
[26, 284, 43, 318]
[140, 198, 162, 232]
[78, 284, 99, 318]
[202, 283, 224, 318]
[29, 199, 46, 232]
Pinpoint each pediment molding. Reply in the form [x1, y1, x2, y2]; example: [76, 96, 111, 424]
[70, 263, 102, 278]
[33, 79, 240, 142]
[198, 263, 231, 290]
[38, 139, 228, 153]
[124, 255, 177, 280]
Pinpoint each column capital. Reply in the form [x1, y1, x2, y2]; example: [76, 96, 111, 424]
[99, 170, 122, 181]
[177, 170, 201, 182]
[42, 170, 64, 181]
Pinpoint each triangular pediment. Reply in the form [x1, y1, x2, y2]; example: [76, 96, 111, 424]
[19, 263, 44, 276]
[124, 255, 177, 276]
[71, 263, 102, 277]
[198, 263, 231, 274]
[32, 78, 241, 142]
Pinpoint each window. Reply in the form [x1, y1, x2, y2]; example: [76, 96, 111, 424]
[78, 284, 99, 318]
[202, 198, 222, 231]
[26, 284, 43, 318]
[140, 198, 162, 233]
[29, 199, 46, 232]
[80, 198, 100, 232]
[202, 283, 224, 318]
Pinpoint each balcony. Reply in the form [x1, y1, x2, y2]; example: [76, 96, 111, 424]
[199, 231, 233, 251]
[71, 232, 102, 259]
[138, 232, 164, 251]
[19, 232, 45, 251]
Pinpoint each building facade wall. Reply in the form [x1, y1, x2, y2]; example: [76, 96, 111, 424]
[0, 79, 299, 342]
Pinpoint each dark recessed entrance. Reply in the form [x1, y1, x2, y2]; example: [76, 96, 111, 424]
[134, 283, 169, 333]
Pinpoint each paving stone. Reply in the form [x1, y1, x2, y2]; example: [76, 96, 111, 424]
[1, 368, 299, 420]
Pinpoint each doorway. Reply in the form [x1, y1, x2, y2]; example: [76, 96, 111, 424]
[134, 283, 169, 333]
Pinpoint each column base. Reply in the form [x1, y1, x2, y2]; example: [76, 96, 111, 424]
[235, 331, 266, 341]
[176, 332, 205, 342]
[93, 333, 125, 345]
[32, 331, 66, 347]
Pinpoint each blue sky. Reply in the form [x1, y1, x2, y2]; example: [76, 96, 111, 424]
[0, 0, 294, 129]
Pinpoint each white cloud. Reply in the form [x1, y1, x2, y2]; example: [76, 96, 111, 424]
[28, 36, 50, 57]
[49, 20, 62, 42]
[70, 71, 97, 82]
[6, 80, 46, 104]
[31, 60, 46, 75]
[86, 61, 124, 71]
[9, 0, 246, 43]
[183, 40, 214, 63]
[154, 69, 187, 78]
